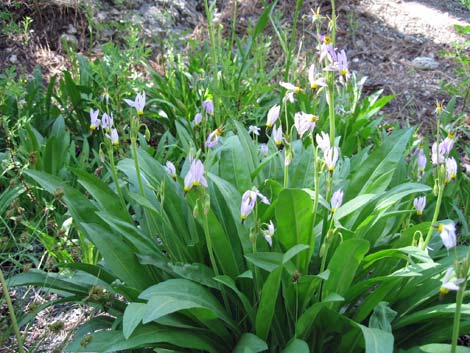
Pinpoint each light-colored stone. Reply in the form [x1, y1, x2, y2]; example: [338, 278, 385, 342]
[411, 56, 439, 70]
[9, 54, 18, 64]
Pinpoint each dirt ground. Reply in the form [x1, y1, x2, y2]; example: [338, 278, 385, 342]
[1, 0, 470, 351]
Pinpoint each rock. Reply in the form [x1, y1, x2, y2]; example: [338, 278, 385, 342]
[9, 54, 18, 64]
[59, 33, 79, 48]
[411, 57, 439, 70]
[66, 24, 77, 34]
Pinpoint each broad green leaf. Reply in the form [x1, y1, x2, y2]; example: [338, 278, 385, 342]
[123, 303, 146, 339]
[281, 338, 309, 353]
[255, 266, 283, 340]
[347, 128, 413, 198]
[139, 279, 236, 330]
[363, 246, 433, 269]
[244, 245, 308, 272]
[218, 135, 252, 192]
[335, 194, 375, 220]
[375, 183, 431, 211]
[399, 344, 470, 353]
[369, 302, 397, 333]
[215, 275, 255, 324]
[322, 239, 369, 305]
[358, 324, 394, 353]
[65, 325, 221, 353]
[232, 333, 268, 353]
[81, 223, 154, 291]
[275, 189, 313, 271]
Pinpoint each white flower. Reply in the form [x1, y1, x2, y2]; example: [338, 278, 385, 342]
[280, 81, 301, 103]
[240, 188, 270, 220]
[248, 125, 261, 136]
[440, 268, 464, 295]
[266, 105, 280, 128]
[431, 142, 445, 165]
[417, 149, 426, 180]
[438, 222, 457, 249]
[294, 112, 318, 138]
[413, 196, 426, 215]
[445, 157, 457, 182]
[272, 124, 283, 146]
[259, 143, 269, 156]
[315, 131, 330, 152]
[324, 146, 339, 171]
[124, 91, 146, 115]
[262, 220, 275, 247]
[164, 161, 177, 179]
[308, 64, 327, 90]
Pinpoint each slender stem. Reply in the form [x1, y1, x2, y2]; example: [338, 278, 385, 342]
[327, 77, 336, 147]
[107, 145, 126, 210]
[422, 184, 443, 251]
[451, 282, 466, 353]
[306, 140, 319, 272]
[330, 0, 337, 46]
[131, 135, 146, 197]
[0, 268, 25, 353]
[284, 0, 304, 81]
[229, 0, 238, 60]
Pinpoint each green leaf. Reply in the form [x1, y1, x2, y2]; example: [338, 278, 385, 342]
[139, 279, 236, 330]
[358, 324, 394, 353]
[218, 135, 252, 193]
[215, 275, 255, 324]
[232, 333, 268, 353]
[369, 302, 397, 333]
[334, 194, 375, 221]
[399, 344, 470, 353]
[348, 128, 413, 198]
[394, 303, 470, 329]
[322, 239, 370, 305]
[275, 189, 314, 271]
[81, 223, 154, 291]
[123, 303, 146, 339]
[255, 266, 283, 340]
[281, 339, 309, 353]
[65, 325, 221, 353]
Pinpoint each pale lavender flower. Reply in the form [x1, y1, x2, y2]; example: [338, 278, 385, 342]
[124, 91, 146, 115]
[164, 161, 177, 179]
[330, 189, 344, 213]
[240, 188, 270, 220]
[259, 143, 269, 156]
[101, 112, 111, 131]
[317, 34, 333, 62]
[89, 108, 100, 131]
[272, 124, 283, 146]
[294, 112, 318, 138]
[441, 133, 455, 155]
[248, 125, 261, 136]
[445, 157, 457, 182]
[202, 99, 214, 115]
[417, 149, 427, 180]
[262, 220, 275, 247]
[440, 268, 465, 294]
[184, 159, 208, 192]
[324, 146, 339, 171]
[194, 113, 203, 126]
[325, 49, 350, 82]
[413, 196, 426, 215]
[316, 131, 330, 152]
[105, 128, 119, 146]
[205, 128, 223, 148]
[266, 105, 280, 128]
[431, 142, 445, 165]
[438, 222, 457, 249]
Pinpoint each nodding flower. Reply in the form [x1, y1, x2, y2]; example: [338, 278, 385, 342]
[184, 159, 207, 192]
[101, 112, 114, 132]
[280, 81, 302, 103]
[164, 161, 177, 180]
[272, 124, 283, 147]
[413, 196, 426, 215]
[438, 222, 457, 249]
[440, 268, 464, 295]
[294, 112, 319, 138]
[248, 125, 261, 136]
[266, 104, 280, 128]
[193, 113, 203, 126]
[202, 99, 214, 115]
[330, 189, 344, 214]
[417, 148, 427, 180]
[124, 91, 146, 115]
[240, 188, 270, 220]
[89, 109, 100, 131]
[262, 220, 275, 247]
[325, 48, 350, 83]
[105, 128, 119, 146]
[431, 141, 446, 165]
[205, 127, 224, 148]
[324, 146, 339, 172]
[441, 132, 455, 155]
[308, 64, 328, 90]
[316, 131, 330, 152]
[445, 157, 457, 182]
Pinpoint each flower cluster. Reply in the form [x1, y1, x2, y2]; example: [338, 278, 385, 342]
[89, 109, 119, 146]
